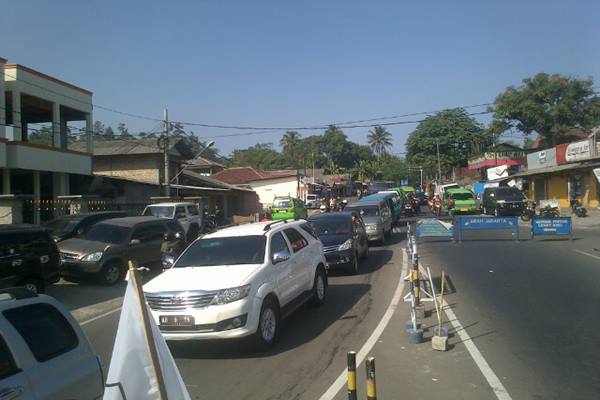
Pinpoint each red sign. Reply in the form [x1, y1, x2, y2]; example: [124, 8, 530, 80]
[556, 140, 592, 165]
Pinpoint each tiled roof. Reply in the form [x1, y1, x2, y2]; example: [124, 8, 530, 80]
[211, 167, 297, 184]
[71, 137, 194, 158]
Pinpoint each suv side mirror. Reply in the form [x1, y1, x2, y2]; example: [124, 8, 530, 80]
[273, 250, 291, 264]
[76, 227, 85, 236]
[162, 254, 176, 269]
[129, 239, 141, 246]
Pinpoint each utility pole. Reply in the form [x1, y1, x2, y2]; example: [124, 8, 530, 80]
[163, 108, 170, 197]
[436, 139, 442, 183]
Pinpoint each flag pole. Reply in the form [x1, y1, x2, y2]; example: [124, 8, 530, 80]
[128, 260, 168, 400]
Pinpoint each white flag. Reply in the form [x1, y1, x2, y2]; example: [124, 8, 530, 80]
[104, 272, 191, 400]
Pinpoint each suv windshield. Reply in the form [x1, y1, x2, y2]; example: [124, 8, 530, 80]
[347, 206, 379, 217]
[84, 224, 131, 244]
[309, 219, 351, 236]
[273, 199, 292, 208]
[175, 236, 266, 267]
[143, 206, 175, 218]
[43, 216, 82, 236]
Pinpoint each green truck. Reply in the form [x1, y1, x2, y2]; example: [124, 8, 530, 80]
[445, 188, 477, 214]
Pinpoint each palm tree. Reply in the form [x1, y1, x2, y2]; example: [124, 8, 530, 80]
[280, 131, 302, 168]
[367, 126, 393, 158]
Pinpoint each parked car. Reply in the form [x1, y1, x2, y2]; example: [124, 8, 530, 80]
[445, 188, 477, 214]
[270, 196, 308, 220]
[43, 211, 127, 242]
[0, 287, 104, 399]
[482, 186, 527, 216]
[307, 211, 369, 274]
[143, 220, 328, 348]
[305, 194, 321, 209]
[143, 202, 202, 241]
[58, 216, 186, 285]
[0, 225, 60, 293]
[345, 199, 393, 244]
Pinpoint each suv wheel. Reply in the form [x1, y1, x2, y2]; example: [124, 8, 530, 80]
[256, 298, 279, 348]
[100, 261, 123, 286]
[311, 268, 327, 305]
[20, 278, 43, 294]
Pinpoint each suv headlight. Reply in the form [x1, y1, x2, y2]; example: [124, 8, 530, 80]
[338, 239, 353, 251]
[210, 284, 251, 305]
[81, 252, 103, 262]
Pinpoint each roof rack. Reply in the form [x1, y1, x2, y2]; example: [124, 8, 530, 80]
[0, 287, 38, 301]
[263, 219, 288, 232]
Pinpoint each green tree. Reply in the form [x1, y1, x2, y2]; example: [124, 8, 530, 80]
[230, 143, 284, 170]
[28, 126, 54, 146]
[490, 73, 600, 147]
[367, 126, 393, 158]
[103, 126, 115, 140]
[405, 108, 486, 179]
[116, 123, 133, 139]
[379, 154, 407, 183]
[280, 131, 302, 168]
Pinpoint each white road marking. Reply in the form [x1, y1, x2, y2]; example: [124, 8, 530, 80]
[318, 250, 408, 400]
[440, 296, 512, 400]
[574, 249, 600, 260]
[80, 307, 122, 326]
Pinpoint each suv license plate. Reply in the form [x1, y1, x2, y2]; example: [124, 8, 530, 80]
[159, 315, 194, 327]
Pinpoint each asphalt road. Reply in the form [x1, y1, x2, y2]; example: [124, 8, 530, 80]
[81, 229, 407, 400]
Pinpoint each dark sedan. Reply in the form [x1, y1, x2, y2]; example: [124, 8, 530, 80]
[43, 211, 127, 242]
[307, 212, 369, 274]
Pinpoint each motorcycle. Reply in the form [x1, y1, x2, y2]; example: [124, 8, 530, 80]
[539, 204, 560, 218]
[403, 202, 414, 217]
[520, 201, 537, 222]
[570, 199, 587, 217]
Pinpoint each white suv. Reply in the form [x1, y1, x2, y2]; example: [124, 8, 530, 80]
[0, 288, 104, 399]
[143, 220, 327, 347]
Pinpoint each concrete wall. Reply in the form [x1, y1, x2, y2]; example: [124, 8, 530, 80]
[249, 177, 299, 207]
[6, 142, 91, 175]
[542, 170, 599, 208]
[93, 154, 161, 184]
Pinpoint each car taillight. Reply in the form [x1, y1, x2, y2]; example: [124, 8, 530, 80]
[290, 208, 296, 213]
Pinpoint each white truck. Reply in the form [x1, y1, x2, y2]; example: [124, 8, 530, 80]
[143, 202, 203, 241]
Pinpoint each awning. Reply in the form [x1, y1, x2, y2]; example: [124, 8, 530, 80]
[491, 160, 600, 182]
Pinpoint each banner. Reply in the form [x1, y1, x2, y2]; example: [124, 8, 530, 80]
[487, 165, 509, 180]
[556, 139, 593, 164]
[527, 148, 557, 170]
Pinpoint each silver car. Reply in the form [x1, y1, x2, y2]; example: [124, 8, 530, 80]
[345, 199, 393, 244]
[0, 288, 104, 400]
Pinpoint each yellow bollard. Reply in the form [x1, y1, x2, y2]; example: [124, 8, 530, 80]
[347, 351, 357, 400]
[366, 357, 377, 400]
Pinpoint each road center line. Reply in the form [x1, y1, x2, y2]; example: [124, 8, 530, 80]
[80, 307, 122, 326]
[318, 249, 408, 400]
[574, 249, 600, 260]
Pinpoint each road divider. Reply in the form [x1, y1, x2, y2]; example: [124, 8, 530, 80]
[455, 216, 520, 242]
[531, 216, 572, 239]
[347, 351, 357, 400]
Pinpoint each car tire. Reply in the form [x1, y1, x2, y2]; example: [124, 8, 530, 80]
[311, 267, 327, 305]
[99, 261, 124, 286]
[187, 224, 200, 242]
[19, 278, 43, 294]
[256, 297, 280, 348]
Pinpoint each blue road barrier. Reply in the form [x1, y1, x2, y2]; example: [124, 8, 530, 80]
[416, 218, 454, 239]
[456, 216, 519, 242]
[531, 217, 572, 239]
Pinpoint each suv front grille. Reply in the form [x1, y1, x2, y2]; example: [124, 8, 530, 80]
[145, 291, 218, 311]
[322, 245, 340, 254]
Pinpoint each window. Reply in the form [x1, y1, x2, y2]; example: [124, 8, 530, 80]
[175, 236, 266, 267]
[4, 304, 78, 362]
[270, 232, 290, 262]
[143, 206, 175, 218]
[283, 228, 308, 253]
[132, 224, 165, 242]
[0, 335, 19, 379]
[175, 206, 187, 218]
[187, 205, 199, 216]
[300, 223, 318, 239]
[273, 199, 292, 209]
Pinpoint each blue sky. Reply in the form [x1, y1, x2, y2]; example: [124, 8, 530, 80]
[2, 0, 598, 155]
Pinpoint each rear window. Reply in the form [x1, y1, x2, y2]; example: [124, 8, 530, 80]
[175, 235, 266, 267]
[494, 188, 524, 199]
[346, 206, 379, 217]
[143, 206, 175, 218]
[4, 303, 79, 362]
[273, 199, 292, 208]
[450, 192, 474, 200]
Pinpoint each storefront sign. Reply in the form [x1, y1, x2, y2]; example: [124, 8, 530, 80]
[416, 218, 453, 238]
[468, 151, 526, 170]
[527, 148, 557, 170]
[487, 165, 509, 180]
[456, 216, 519, 242]
[531, 217, 572, 237]
[556, 139, 593, 164]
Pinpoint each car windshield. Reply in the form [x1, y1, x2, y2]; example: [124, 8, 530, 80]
[43, 217, 82, 236]
[451, 192, 474, 200]
[309, 219, 351, 236]
[347, 206, 379, 217]
[84, 223, 131, 244]
[273, 199, 292, 208]
[175, 235, 266, 267]
[143, 206, 175, 218]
